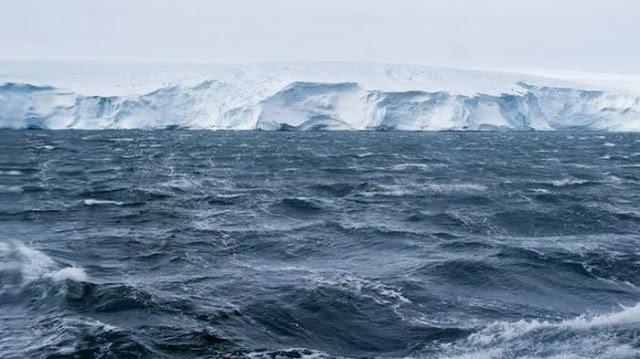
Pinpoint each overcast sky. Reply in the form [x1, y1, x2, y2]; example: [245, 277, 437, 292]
[1, 0, 638, 74]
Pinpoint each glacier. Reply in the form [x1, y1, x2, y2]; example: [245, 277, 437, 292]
[1, 62, 639, 131]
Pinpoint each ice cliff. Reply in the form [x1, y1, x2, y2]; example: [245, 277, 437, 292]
[1, 62, 639, 131]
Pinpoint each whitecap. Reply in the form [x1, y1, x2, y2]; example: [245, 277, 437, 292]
[82, 199, 124, 206]
[467, 302, 640, 346]
[437, 302, 640, 358]
[48, 267, 88, 282]
[0, 241, 54, 282]
[551, 178, 589, 187]
[0, 241, 88, 284]
[0, 170, 22, 176]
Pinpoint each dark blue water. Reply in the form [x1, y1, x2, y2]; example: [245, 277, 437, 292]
[2, 130, 640, 358]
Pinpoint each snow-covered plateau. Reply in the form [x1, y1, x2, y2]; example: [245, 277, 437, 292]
[1, 61, 639, 131]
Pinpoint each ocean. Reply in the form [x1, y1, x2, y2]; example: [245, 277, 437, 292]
[2, 130, 640, 358]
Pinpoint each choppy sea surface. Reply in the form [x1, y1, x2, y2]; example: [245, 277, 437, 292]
[2, 130, 640, 358]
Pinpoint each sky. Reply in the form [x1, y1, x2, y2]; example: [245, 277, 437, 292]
[1, 0, 639, 74]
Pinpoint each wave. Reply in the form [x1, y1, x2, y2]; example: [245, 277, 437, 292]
[440, 302, 640, 358]
[0, 240, 88, 285]
[22, 316, 151, 358]
[310, 273, 411, 307]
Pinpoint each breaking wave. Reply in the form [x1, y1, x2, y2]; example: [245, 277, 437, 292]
[442, 303, 640, 358]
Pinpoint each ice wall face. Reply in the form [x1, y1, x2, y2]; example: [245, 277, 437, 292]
[1, 64, 639, 131]
[0, 80, 260, 130]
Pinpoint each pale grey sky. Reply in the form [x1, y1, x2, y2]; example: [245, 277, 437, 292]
[1, 0, 639, 73]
